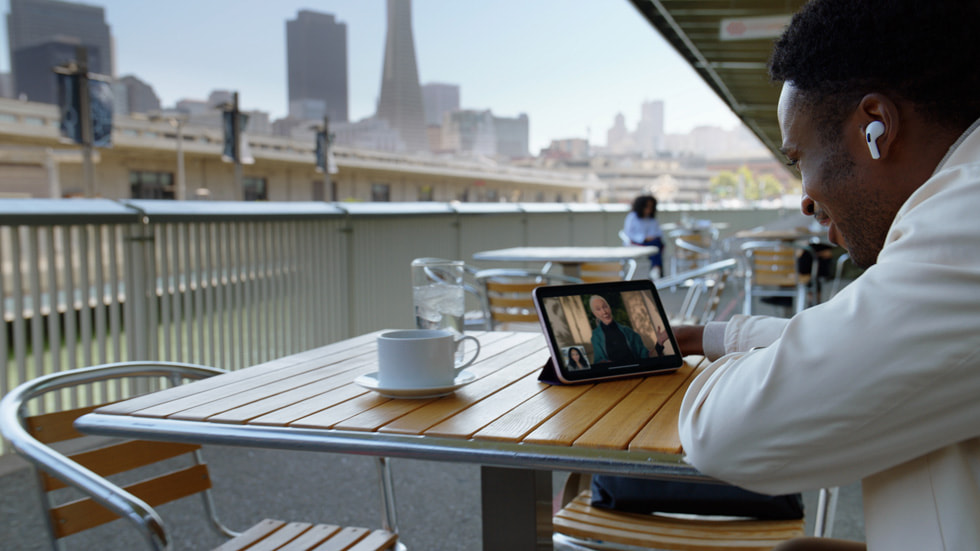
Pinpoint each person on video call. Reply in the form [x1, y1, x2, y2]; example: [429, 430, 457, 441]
[566, 346, 590, 371]
[589, 295, 660, 363]
[672, 1, 980, 550]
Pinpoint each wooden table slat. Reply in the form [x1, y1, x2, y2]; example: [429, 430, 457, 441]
[206, 364, 375, 424]
[166, 356, 375, 421]
[377, 343, 550, 435]
[423, 371, 549, 438]
[473, 382, 594, 442]
[522, 378, 644, 446]
[573, 362, 695, 450]
[102, 344, 373, 418]
[94, 332, 385, 416]
[628, 364, 706, 454]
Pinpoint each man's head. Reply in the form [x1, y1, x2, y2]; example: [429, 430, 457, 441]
[589, 295, 613, 325]
[769, 0, 980, 268]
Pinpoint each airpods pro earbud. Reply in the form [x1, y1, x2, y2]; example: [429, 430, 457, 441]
[865, 121, 885, 160]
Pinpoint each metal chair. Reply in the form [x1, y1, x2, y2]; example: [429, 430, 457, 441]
[412, 257, 488, 330]
[669, 228, 718, 275]
[655, 258, 737, 325]
[576, 259, 638, 282]
[475, 269, 582, 330]
[0, 361, 399, 551]
[740, 241, 818, 316]
[553, 473, 838, 551]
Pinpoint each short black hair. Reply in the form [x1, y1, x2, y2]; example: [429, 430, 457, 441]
[769, 0, 980, 137]
[631, 194, 657, 218]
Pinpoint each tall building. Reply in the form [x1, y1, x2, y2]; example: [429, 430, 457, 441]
[421, 82, 459, 127]
[286, 10, 348, 123]
[7, 0, 114, 102]
[634, 100, 664, 154]
[116, 75, 160, 115]
[442, 110, 497, 156]
[376, 0, 428, 152]
[493, 113, 529, 159]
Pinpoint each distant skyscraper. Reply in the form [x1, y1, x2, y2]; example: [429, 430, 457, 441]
[376, 0, 428, 151]
[494, 113, 530, 159]
[7, 0, 114, 102]
[634, 100, 665, 154]
[421, 83, 459, 127]
[117, 75, 161, 115]
[286, 10, 348, 123]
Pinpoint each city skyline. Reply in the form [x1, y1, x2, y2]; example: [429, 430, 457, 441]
[0, 0, 747, 153]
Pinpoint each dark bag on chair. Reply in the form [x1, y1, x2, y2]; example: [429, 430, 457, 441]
[590, 475, 804, 520]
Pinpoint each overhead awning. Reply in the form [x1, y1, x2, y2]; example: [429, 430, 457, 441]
[628, 0, 807, 162]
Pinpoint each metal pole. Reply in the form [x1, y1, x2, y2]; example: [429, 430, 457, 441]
[232, 92, 243, 201]
[76, 46, 96, 197]
[323, 115, 331, 192]
[175, 118, 186, 200]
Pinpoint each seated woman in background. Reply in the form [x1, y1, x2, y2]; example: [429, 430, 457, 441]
[623, 194, 664, 278]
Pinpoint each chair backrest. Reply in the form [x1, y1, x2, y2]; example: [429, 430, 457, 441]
[475, 269, 582, 330]
[412, 257, 487, 330]
[0, 361, 230, 550]
[670, 228, 717, 274]
[741, 241, 812, 287]
[617, 230, 631, 247]
[655, 258, 737, 325]
[578, 259, 637, 283]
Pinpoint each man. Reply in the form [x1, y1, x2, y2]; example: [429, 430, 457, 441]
[674, 1, 980, 550]
[588, 295, 649, 363]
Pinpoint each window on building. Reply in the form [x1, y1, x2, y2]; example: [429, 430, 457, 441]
[419, 185, 434, 201]
[130, 170, 175, 199]
[371, 183, 391, 202]
[312, 180, 325, 201]
[243, 177, 268, 201]
[486, 189, 499, 202]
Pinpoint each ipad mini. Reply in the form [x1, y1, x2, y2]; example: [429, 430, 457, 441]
[532, 279, 683, 384]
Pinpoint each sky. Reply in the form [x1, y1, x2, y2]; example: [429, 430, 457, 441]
[1, 0, 745, 152]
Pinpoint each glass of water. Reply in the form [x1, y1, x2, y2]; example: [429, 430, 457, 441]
[411, 258, 467, 363]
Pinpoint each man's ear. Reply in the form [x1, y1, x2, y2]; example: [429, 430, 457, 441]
[857, 93, 899, 160]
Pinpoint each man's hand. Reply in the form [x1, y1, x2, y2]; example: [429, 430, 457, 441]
[672, 325, 705, 356]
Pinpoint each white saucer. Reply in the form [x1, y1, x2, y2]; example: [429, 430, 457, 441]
[354, 370, 478, 399]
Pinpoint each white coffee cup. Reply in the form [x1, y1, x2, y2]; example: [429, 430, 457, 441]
[376, 329, 480, 389]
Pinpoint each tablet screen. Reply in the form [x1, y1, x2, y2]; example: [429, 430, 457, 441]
[532, 279, 682, 383]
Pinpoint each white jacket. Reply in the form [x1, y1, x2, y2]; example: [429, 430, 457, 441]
[679, 119, 980, 550]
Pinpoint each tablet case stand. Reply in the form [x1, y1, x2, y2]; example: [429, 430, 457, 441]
[538, 358, 565, 385]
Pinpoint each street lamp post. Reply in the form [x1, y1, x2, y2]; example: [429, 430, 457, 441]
[53, 46, 97, 196]
[149, 111, 189, 200]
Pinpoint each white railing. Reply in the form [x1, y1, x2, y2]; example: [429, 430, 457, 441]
[0, 198, 783, 454]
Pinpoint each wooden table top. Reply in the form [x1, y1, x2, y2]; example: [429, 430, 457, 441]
[733, 228, 824, 241]
[473, 246, 659, 264]
[79, 331, 707, 478]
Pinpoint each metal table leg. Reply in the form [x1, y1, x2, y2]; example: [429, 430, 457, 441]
[481, 466, 553, 551]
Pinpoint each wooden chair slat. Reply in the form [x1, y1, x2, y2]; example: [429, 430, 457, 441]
[489, 311, 538, 323]
[277, 523, 342, 550]
[51, 463, 211, 538]
[43, 440, 200, 491]
[485, 281, 543, 294]
[245, 521, 314, 551]
[26, 404, 102, 444]
[346, 530, 398, 551]
[213, 519, 286, 551]
[555, 492, 805, 551]
[487, 296, 535, 308]
[309, 526, 371, 551]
